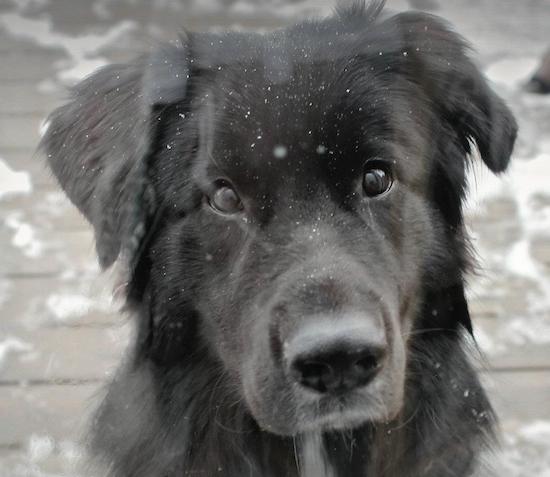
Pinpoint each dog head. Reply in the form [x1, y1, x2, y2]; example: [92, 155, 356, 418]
[42, 2, 516, 435]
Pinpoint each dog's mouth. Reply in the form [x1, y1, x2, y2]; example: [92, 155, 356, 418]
[243, 362, 404, 436]
[294, 392, 393, 433]
[293, 365, 405, 431]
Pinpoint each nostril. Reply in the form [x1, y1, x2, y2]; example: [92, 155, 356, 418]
[351, 350, 384, 386]
[293, 360, 334, 393]
[355, 346, 385, 371]
[355, 355, 378, 373]
[299, 361, 331, 380]
[355, 355, 377, 370]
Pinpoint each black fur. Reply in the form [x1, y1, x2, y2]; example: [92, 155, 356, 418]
[41, 2, 517, 476]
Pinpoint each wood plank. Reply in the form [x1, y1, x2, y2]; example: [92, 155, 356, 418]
[0, 383, 99, 446]
[0, 445, 84, 477]
[0, 83, 62, 115]
[0, 274, 127, 382]
[0, 49, 65, 81]
[474, 307, 550, 370]
[0, 114, 43, 149]
[0, 325, 128, 382]
[483, 370, 550, 429]
[0, 228, 99, 276]
[0, 275, 121, 328]
[0, 30, 62, 53]
[0, 187, 89, 231]
[0, 148, 57, 188]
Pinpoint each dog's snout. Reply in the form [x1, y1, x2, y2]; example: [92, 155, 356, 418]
[285, 318, 386, 394]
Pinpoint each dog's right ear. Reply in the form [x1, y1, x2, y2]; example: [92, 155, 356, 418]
[41, 44, 189, 270]
[383, 12, 517, 175]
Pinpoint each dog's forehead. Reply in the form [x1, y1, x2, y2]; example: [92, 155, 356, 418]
[187, 26, 430, 196]
[201, 50, 374, 161]
[205, 67, 374, 194]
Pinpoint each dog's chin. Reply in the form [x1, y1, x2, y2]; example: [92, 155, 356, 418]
[295, 410, 380, 434]
[294, 395, 401, 434]
[251, 395, 401, 437]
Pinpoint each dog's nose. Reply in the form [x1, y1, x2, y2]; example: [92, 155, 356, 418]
[285, 318, 386, 394]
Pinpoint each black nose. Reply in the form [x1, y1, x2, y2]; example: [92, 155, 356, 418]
[286, 320, 386, 394]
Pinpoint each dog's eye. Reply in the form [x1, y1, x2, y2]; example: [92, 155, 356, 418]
[363, 161, 393, 197]
[209, 181, 244, 214]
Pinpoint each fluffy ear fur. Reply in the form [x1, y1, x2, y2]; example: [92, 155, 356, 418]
[41, 44, 189, 269]
[384, 12, 518, 174]
[367, 12, 518, 335]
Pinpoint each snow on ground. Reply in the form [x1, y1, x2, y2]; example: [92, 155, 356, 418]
[0, 337, 34, 372]
[485, 57, 541, 90]
[0, 158, 32, 200]
[0, 434, 85, 477]
[496, 420, 550, 477]
[0, 12, 137, 83]
[42, 287, 119, 325]
[5, 213, 44, 258]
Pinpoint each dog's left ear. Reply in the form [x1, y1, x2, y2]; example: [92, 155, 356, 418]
[387, 12, 518, 173]
[41, 44, 189, 270]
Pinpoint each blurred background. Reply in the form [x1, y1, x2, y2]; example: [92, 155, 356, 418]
[0, 0, 549, 475]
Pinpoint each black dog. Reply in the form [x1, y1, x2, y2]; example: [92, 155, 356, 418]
[42, 1, 517, 476]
